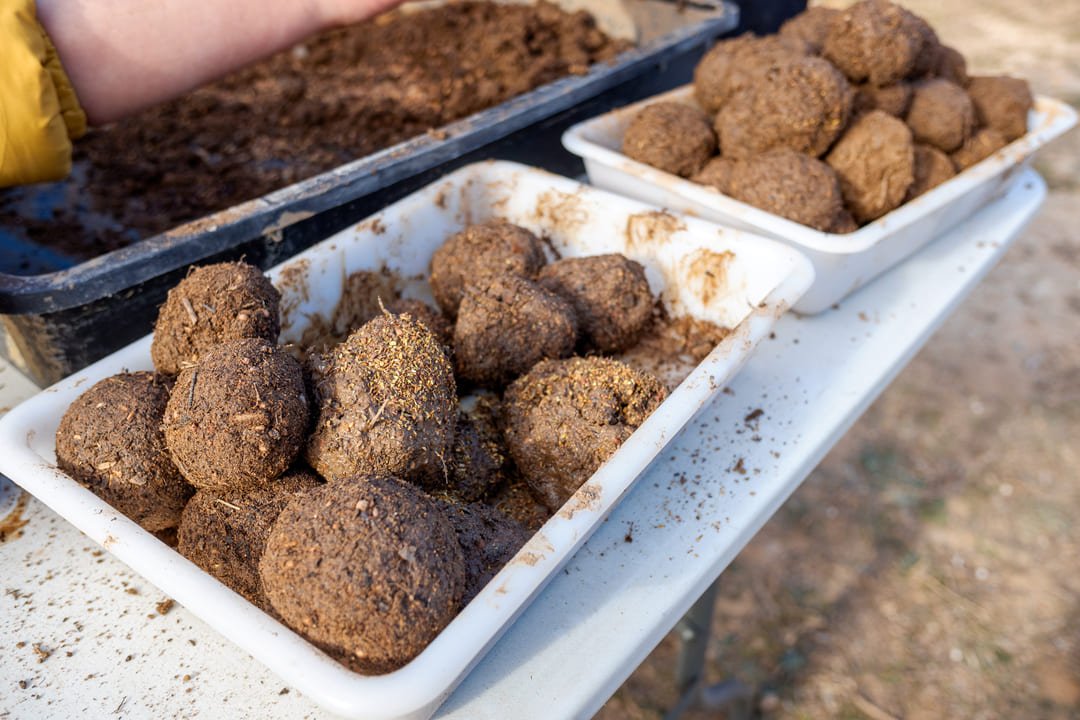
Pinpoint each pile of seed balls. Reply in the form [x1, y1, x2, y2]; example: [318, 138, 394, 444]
[56, 219, 671, 674]
[622, 0, 1034, 232]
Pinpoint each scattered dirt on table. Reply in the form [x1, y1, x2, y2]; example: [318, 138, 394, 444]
[0, 1, 628, 262]
[155, 599, 175, 617]
[0, 492, 30, 543]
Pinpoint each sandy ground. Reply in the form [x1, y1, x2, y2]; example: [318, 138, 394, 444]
[600, 1, 1080, 718]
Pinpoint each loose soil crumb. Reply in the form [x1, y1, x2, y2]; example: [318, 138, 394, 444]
[0, 492, 30, 543]
[155, 599, 175, 616]
[0, 1, 628, 262]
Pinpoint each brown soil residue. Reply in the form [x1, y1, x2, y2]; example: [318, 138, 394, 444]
[0, 1, 628, 262]
[619, 313, 731, 390]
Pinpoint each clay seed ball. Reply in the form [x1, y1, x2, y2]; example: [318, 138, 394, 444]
[622, 102, 716, 178]
[967, 75, 1033, 142]
[907, 144, 957, 200]
[778, 6, 840, 55]
[152, 262, 280, 375]
[825, 110, 915, 223]
[830, 209, 860, 234]
[905, 79, 976, 153]
[259, 476, 466, 675]
[715, 56, 854, 160]
[822, 0, 927, 87]
[854, 81, 913, 118]
[693, 150, 846, 233]
[951, 128, 1008, 171]
[177, 469, 320, 607]
[453, 274, 578, 388]
[934, 45, 969, 87]
[305, 313, 457, 486]
[536, 254, 654, 353]
[438, 500, 531, 603]
[503, 357, 668, 511]
[693, 33, 810, 114]
[164, 338, 309, 493]
[445, 405, 509, 503]
[56, 372, 192, 532]
[905, 10, 941, 78]
[429, 219, 548, 318]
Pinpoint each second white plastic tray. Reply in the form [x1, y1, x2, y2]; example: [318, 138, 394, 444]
[562, 85, 1076, 313]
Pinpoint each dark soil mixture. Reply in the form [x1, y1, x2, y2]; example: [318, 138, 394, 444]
[0, 1, 627, 262]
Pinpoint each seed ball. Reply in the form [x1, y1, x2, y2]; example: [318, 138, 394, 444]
[907, 144, 957, 199]
[693, 33, 810, 114]
[967, 75, 1033, 142]
[825, 110, 915, 223]
[822, 0, 927, 87]
[537, 254, 654, 353]
[164, 338, 309, 493]
[503, 357, 668, 510]
[152, 262, 280, 375]
[429, 220, 548, 319]
[693, 150, 846, 232]
[715, 56, 854, 160]
[905, 79, 976, 153]
[779, 6, 840, 55]
[622, 102, 717, 178]
[56, 372, 192, 532]
[437, 499, 531, 603]
[305, 314, 457, 486]
[259, 476, 466, 674]
[950, 128, 1008, 170]
[178, 469, 321, 607]
[453, 274, 578, 388]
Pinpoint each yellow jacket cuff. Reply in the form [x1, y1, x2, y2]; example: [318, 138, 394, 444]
[1, 0, 87, 187]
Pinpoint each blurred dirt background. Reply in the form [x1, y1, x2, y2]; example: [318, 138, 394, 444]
[600, 1, 1080, 718]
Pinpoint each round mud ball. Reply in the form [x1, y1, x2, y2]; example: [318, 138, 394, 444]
[966, 75, 1033, 142]
[537, 254, 655, 353]
[305, 313, 457, 486]
[621, 102, 716, 178]
[489, 476, 553, 533]
[907, 144, 957, 200]
[950, 128, 1009, 171]
[905, 79, 976, 153]
[177, 469, 320, 608]
[503, 357, 668, 511]
[825, 110, 915, 223]
[259, 476, 466, 675]
[453, 274, 578, 388]
[715, 56, 853, 160]
[445, 403, 509, 503]
[934, 46, 969, 87]
[437, 499, 531, 603]
[56, 372, 192, 532]
[164, 338, 309, 493]
[693, 150, 846, 233]
[822, 0, 928, 87]
[387, 298, 453, 349]
[778, 6, 840, 54]
[693, 33, 810, 114]
[905, 11, 941, 78]
[854, 81, 912, 118]
[152, 262, 280, 375]
[429, 219, 548, 319]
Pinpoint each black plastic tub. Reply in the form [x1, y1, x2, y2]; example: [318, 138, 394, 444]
[0, 10, 742, 386]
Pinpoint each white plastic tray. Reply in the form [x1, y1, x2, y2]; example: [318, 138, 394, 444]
[562, 85, 1076, 314]
[0, 161, 812, 720]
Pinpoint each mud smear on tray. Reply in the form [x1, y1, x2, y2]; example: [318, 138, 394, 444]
[0, 1, 628, 264]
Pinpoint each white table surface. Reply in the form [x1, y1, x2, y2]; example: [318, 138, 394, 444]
[0, 170, 1046, 720]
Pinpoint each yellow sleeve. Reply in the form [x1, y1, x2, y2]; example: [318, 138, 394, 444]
[0, 0, 87, 187]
